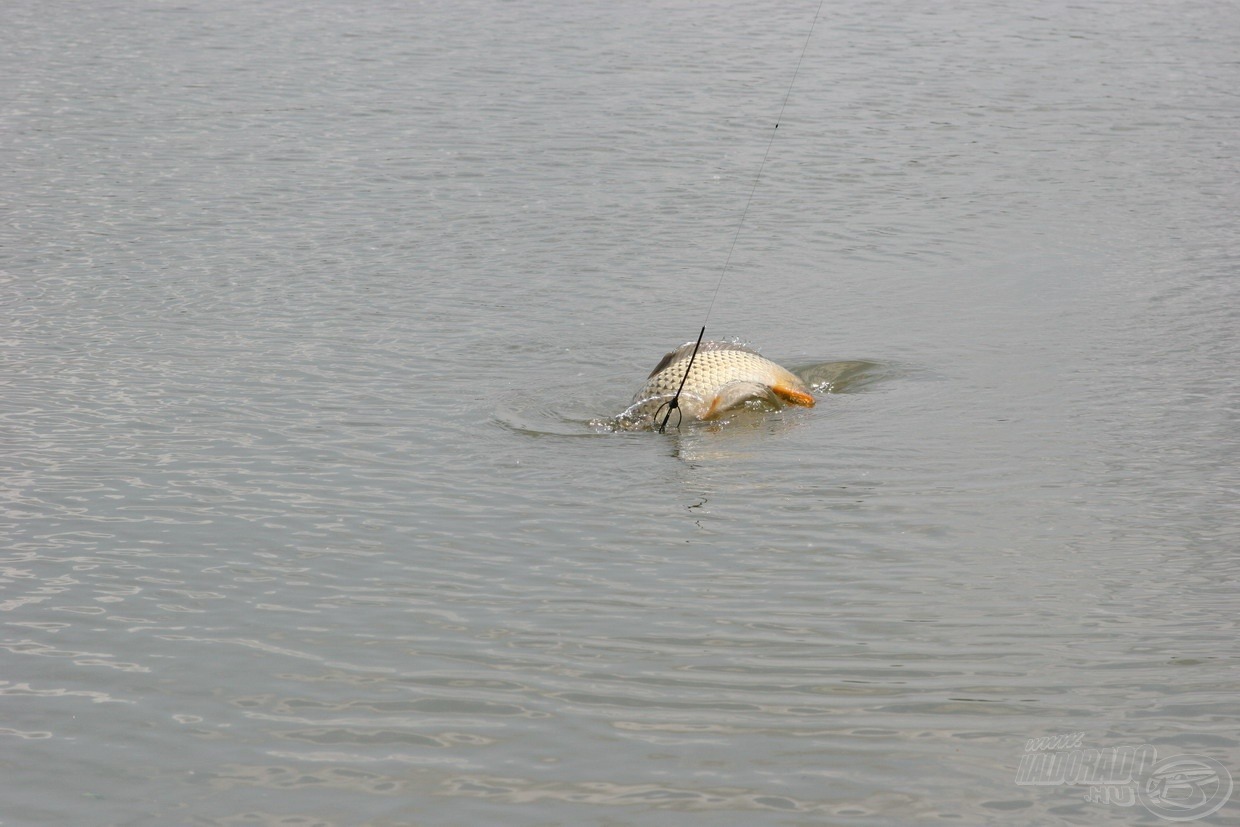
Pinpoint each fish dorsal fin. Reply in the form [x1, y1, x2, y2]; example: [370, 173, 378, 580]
[646, 341, 757, 378]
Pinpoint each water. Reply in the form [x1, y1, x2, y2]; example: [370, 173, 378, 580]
[4, 0, 1238, 824]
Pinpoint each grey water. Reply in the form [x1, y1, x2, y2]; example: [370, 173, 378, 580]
[4, 0, 1239, 825]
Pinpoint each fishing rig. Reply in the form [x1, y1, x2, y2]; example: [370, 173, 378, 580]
[656, 0, 825, 433]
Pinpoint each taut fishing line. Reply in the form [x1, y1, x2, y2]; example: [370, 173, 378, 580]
[657, 0, 827, 433]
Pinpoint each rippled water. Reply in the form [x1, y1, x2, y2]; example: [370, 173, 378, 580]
[4, 0, 1239, 825]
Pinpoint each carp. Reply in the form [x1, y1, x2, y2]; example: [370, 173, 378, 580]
[620, 340, 815, 428]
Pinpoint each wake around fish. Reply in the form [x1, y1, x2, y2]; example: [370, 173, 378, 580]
[615, 341, 815, 430]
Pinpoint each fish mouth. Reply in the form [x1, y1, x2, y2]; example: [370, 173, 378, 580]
[772, 385, 816, 408]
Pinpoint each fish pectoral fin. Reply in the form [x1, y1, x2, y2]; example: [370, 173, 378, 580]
[772, 383, 816, 408]
[702, 382, 779, 420]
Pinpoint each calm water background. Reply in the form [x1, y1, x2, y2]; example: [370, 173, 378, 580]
[4, 0, 1239, 824]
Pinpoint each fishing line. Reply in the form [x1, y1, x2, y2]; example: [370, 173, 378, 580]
[654, 324, 705, 432]
[658, 0, 826, 433]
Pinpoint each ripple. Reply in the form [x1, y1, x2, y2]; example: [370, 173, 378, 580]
[5, 0, 1240, 824]
[495, 359, 894, 437]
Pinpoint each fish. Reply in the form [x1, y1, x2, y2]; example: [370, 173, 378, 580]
[619, 340, 815, 428]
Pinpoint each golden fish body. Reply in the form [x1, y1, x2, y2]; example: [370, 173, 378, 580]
[621, 341, 815, 427]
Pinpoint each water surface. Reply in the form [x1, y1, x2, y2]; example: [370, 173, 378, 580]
[4, 0, 1239, 825]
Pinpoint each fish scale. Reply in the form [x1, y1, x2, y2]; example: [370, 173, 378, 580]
[621, 342, 815, 427]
